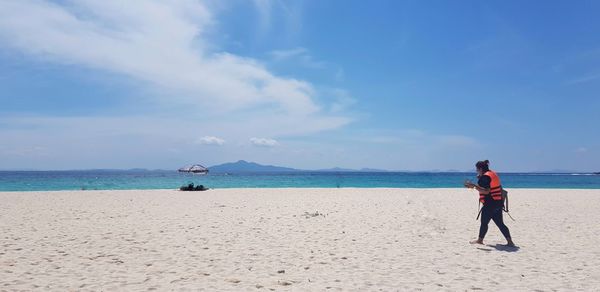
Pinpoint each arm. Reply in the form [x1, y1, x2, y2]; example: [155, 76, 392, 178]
[470, 184, 490, 194]
[464, 176, 491, 194]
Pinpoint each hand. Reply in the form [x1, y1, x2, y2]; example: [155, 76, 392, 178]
[464, 182, 475, 189]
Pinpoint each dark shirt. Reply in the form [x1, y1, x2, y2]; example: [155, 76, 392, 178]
[478, 175, 491, 189]
[478, 174, 499, 206]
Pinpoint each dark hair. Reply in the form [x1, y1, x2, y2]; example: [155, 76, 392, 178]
[476, 160, 490, 172]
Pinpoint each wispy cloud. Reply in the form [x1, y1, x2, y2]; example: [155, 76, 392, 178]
[252, 0, 303, 40]
[250, 137, 280, 147]
[269, 47, 308, 61]
[1, 145, 47, 157]
[196, 136, 225, 146]
[253, 0, 273, 37]
[268, 47, 327, 69]
[334, 68, 345, 82]
[341, 129, 479, 149]
[327, 89, 357, 113]
[565, 73, 600, 85]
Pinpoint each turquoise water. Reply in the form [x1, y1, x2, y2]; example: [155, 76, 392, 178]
[1, 170, 599, 191]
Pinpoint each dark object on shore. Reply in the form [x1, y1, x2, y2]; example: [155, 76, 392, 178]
[593, 172, 600, 175]
[180, 183, 209, 191]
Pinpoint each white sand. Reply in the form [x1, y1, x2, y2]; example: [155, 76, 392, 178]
[1, 188, 599, 291]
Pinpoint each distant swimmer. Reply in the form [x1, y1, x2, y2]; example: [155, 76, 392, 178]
[464, 160, 515, 247]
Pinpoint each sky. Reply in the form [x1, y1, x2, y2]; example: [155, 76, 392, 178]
[0, 0, 599, 172]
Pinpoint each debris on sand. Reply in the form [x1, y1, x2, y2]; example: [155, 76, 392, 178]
[302, 211, 325, 219]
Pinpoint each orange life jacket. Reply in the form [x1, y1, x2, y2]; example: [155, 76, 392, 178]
[479, 170, 503, 204]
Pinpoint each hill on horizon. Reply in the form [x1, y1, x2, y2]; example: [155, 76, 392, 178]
[208, 160, 298, 173]
[207, 160, 420, 173]
[208, 160, 397, 173]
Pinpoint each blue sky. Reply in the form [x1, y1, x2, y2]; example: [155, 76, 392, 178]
[1, 0, 599, 171]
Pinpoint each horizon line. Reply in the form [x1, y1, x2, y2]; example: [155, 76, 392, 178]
[0, 168, 593, 174]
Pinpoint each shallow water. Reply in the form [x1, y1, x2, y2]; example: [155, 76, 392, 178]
[1, 170, 599, 191]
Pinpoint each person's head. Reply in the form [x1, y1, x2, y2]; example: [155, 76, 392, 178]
[475, 160, 490, 176]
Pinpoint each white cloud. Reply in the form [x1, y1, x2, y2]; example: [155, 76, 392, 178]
[0, 1, 357, 169]
[250, 137, 279, 147]
[575, 147, 588, 153]
[0, 0, 349, 124]
[196, 136, 225, 146]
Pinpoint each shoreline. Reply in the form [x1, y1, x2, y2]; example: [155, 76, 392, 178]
[2, 188, 599, 290]
[2, 186, 600, 193]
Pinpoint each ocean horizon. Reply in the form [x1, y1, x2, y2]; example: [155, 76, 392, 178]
[1, 170, 599, 192]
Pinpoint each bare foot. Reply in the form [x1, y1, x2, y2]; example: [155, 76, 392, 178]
[469, 239, 484, 245]
[505, 240, 515, 247]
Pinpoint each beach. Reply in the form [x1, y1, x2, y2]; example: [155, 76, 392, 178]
[1, 188, 599, 291]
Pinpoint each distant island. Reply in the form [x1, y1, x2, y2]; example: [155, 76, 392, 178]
[209, 160, 405, 173]
[206, 161, 594, 174]
[208, 160, 298, 173]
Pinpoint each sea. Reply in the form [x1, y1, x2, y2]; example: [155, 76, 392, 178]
[0, 170, 599, 191]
